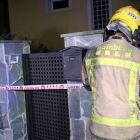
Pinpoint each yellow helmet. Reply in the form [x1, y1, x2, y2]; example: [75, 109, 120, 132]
[108, 6, 140, 41]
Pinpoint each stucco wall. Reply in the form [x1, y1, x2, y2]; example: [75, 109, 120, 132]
[8, 0, 89, 52]
[112, 0, 140, 14]
[8, 0, 140, 52]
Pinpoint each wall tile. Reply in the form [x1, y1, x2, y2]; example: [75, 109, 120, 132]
[85, 119, 93, 140]
[0, 129, 13, 140]
[81, 102, 92, 118]
[13, 78, 24, 86]
[0, 44, 5, 63]
[18, 138, 24, 140]
[8, 90, 18, 120]
[0, 103, 8, 115]
[0, 62, 8, 85]
[24, 134, 28, 140]
[73, 137, 85, 140]
[23, 123, 27, 135]
[0, 116, 3, 129]
[0, 90, 7, 102]
[79, 88, 92, 102]
[11, 117, 24, 140]
[22, 113, 26, 124]
[23, 45, 30, 54]
[15, 91, 25, 114]
[2, 114, 10, 129]
[0, 114, 10, 130]
[5, 56, 10, 65]
[72, 119, 85, 139]
[17, 58, 22, 70]
[9, 64, 21, 85]
[4, 43, 24, 55]
[69, 89, 80, 119]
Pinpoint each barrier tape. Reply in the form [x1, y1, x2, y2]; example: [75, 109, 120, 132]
[0, 84, 84, 90]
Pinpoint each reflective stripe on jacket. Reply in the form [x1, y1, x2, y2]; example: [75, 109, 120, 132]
[82, 35, 140, 139]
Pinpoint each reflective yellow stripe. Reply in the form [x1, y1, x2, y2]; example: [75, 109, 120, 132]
[105, 50, 110, 55]
[96, 50, 101, 55]
[86, 58, 139, 126]
[115, 51, 121, 57]
[90, 67, 95, 114]
[91, 114, 140, 126]
[125, 52, 131, 58]
[86, 58, 140, 71]
[129, 70, 137, 119]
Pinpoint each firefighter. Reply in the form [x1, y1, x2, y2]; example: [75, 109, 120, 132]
[82, 6, 140, 140]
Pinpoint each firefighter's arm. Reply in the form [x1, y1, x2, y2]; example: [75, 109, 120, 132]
[82, 56, 91, 91]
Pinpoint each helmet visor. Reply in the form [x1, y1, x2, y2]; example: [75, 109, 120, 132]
[106, 21, 132, 42]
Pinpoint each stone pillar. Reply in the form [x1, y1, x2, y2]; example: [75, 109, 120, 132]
[0, 41, 30, 140]
[61, 30, 104, 140]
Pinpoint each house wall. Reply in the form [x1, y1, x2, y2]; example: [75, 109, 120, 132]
[8, 0, 89, 52]
[112, 0, 140, 14]
[8, 0, 140, 52]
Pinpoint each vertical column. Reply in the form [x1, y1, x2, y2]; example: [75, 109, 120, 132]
[61, 31, 103, 140]
[68, 81, 93, 140]
[0, 41, 30, 140]
[0, 43, 12, 140]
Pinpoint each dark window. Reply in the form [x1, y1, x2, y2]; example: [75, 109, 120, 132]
[93, 0, 110, 29]
[53, 0, 69, 9]
[0, 0, 10, 35]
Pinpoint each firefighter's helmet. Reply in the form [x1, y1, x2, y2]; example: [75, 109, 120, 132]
[105, 6, 140, 42]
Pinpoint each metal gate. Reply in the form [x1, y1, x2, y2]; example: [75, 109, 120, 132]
[22, 52, 70, 140]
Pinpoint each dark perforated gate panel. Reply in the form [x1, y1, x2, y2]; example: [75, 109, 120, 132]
[22, 53, 70, 140]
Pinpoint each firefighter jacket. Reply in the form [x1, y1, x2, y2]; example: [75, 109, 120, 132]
[82, 35, 140, 139]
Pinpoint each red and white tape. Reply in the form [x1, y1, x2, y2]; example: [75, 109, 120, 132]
[0, 84, 84, 90]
